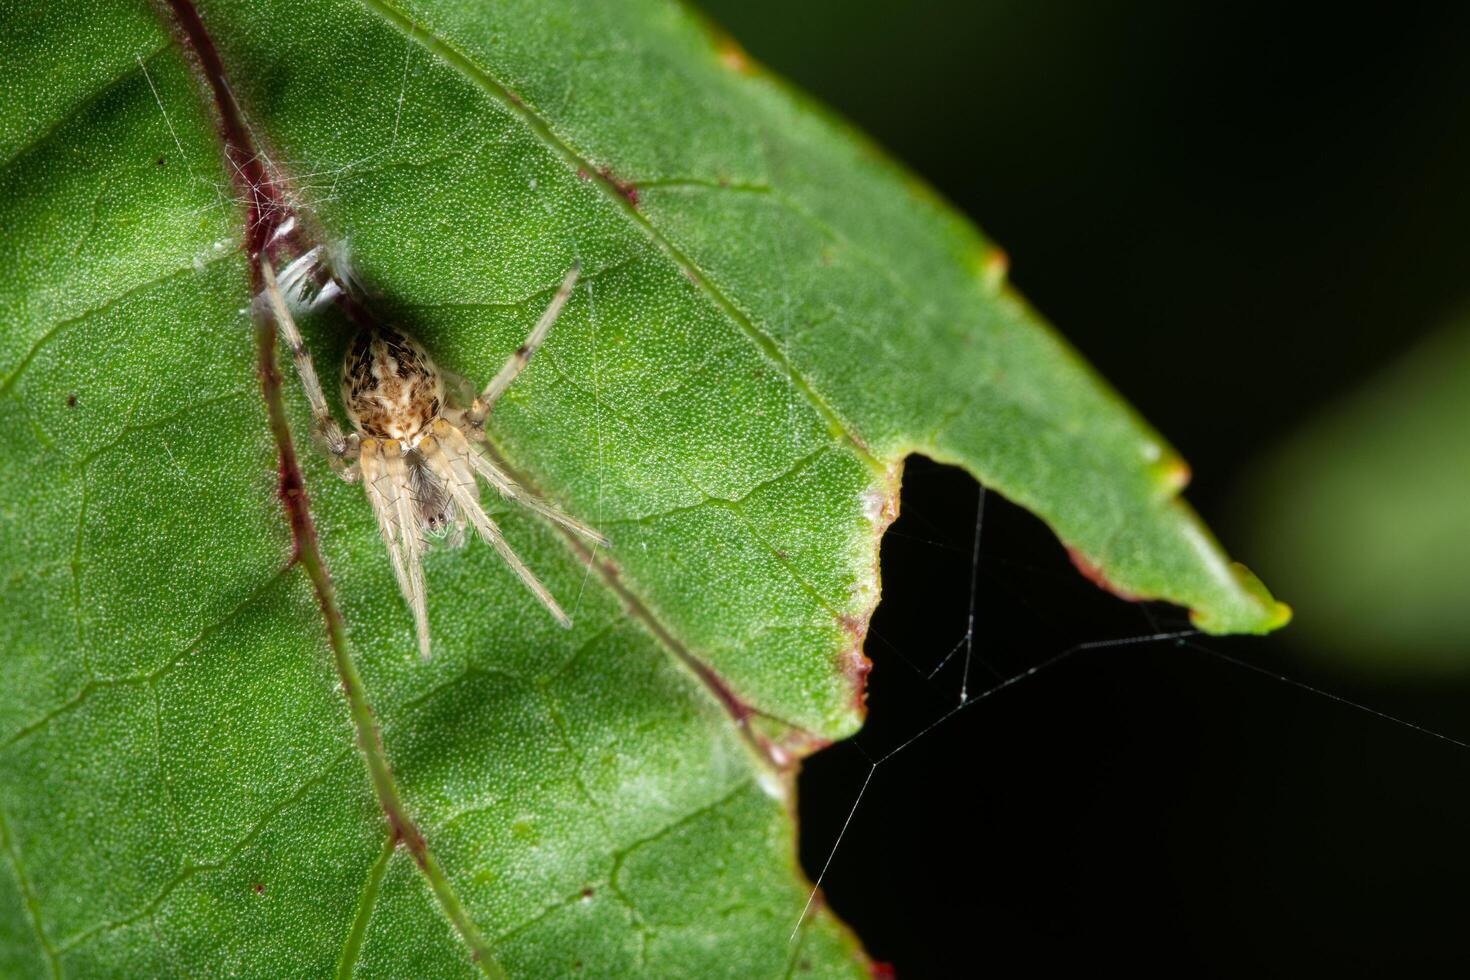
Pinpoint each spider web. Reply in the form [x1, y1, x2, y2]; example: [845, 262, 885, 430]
[792, 457, 1470, 975]
[133, 32, 1470, 974]
[138, 31, 430, 271]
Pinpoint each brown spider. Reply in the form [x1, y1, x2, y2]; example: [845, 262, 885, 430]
[257, 251, 606, 658]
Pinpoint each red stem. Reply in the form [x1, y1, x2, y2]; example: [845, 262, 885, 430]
[162, 0, 295, 268]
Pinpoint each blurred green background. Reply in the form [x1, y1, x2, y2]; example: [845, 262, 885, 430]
[695, 0, 1470, 975]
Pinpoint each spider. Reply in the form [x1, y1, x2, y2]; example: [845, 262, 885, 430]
[256, 249, 607, 658]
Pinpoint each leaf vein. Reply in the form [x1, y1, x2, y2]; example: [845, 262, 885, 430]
[0, 807, 61, 978]
[334, 834, 395, 980]
[0, 254, 237, 398]
[1, 567, 294, 750]
[0, 44, 171, 174]
[354, 0, 882, 471]
[55, 749, 355, 952]
[534, 357, 849, 652]
[253, 269, 503, 976]
[77, 390, 249, 467]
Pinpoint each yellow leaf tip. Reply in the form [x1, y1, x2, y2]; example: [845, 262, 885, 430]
[979, 246, 1009, 290]
[1149, 453, 1192, 494]
[1188, 562, 1292, 635]
[714, 37, 751, 74]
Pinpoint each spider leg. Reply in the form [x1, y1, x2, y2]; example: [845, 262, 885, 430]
[259, 257, 360, 480]
[435, 421, 609, 548]
[381, 439, 432, 658]
[465, 263, 581, 426]
[419, 432, 572, 628]
[360, 440, 411, 597]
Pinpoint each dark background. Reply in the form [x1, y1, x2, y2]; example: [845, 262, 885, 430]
[695, 2, 1470, 976]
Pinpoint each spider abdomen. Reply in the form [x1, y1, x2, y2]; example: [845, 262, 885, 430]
[341, 326, 445, 444]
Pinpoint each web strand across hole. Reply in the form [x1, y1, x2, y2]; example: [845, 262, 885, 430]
[792, 458, 1470, 971]
[791, 626, 1200, 941]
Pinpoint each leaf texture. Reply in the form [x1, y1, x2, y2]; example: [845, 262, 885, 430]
[0, 0, 1286, 974]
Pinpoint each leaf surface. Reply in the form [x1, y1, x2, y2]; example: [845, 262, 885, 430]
[0, 0, 1286, 975]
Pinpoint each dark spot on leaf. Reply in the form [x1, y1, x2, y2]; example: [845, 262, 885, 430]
[252, 883, 264, 895]
[598, 166, 639, 207]
[155, 156, 166, 167]
[65, 393, 77, 408]
[580, 885, 594, 898]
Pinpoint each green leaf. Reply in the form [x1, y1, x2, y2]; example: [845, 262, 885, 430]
[0, 0, 1287, 975]
[1244, 316, 1470, 673]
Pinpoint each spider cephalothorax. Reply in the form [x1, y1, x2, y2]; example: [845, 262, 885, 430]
[258, 254, 605, 658]
[341, 327, 445, 443]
